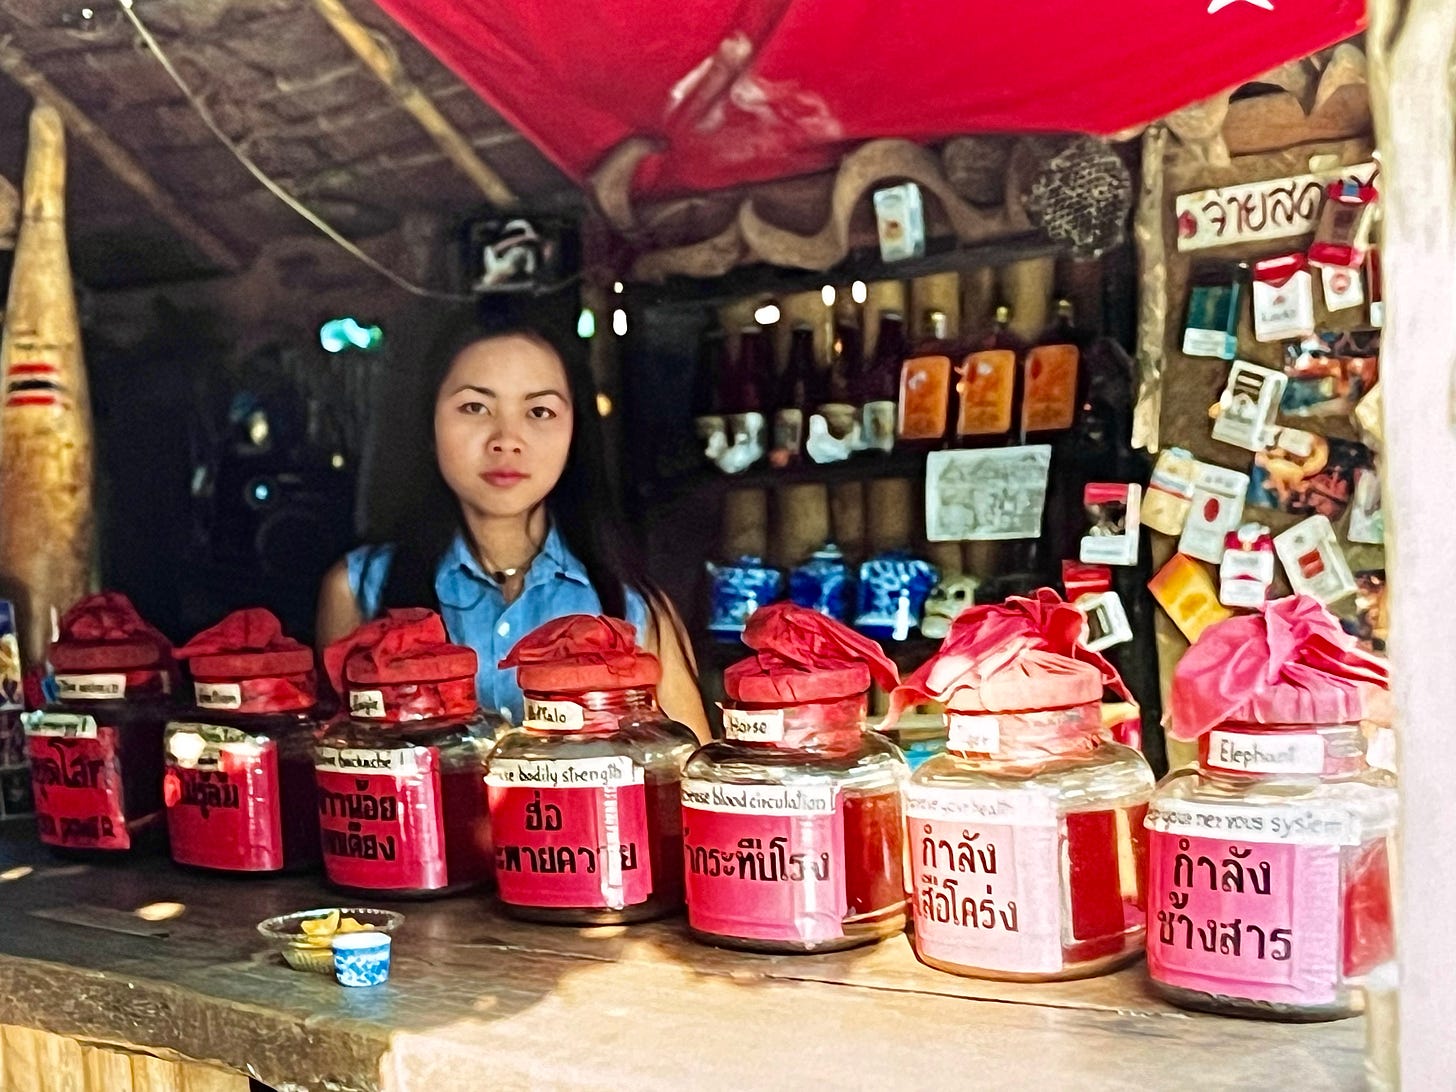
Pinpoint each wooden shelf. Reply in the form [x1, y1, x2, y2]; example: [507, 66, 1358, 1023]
[635, 448, 930, 508]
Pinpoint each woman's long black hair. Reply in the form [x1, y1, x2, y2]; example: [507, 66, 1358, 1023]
[378, 307, 661, 629]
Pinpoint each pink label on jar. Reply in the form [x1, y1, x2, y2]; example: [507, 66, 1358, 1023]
[316, 746, 448, 891]
[1146, 828, 1341, 1006]
[487, 757, 652, 910]
[904, 786, 1063, 974]
[165, 734, 283, 872]
[681, 779, 847, 944]
[26, 717, 130, 851]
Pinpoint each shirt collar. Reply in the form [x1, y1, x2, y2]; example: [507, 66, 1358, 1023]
[434, 524, 590, 609]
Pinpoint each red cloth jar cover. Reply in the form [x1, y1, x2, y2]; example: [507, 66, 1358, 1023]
[325, 608, 478, 721]
[29, 592, 174, 853]
[165, 609, 320, 873]
[317, 610, 495, 895]
[683, 604, 908, 952]
[490, 614, 694, 923]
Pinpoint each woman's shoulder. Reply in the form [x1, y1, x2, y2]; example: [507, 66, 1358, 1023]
[342, 542, 397, 620]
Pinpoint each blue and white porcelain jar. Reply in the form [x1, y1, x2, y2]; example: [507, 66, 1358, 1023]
[855, 552, 940, 641]
[706, 557, 784, 641]
[788, 545, 855, 622]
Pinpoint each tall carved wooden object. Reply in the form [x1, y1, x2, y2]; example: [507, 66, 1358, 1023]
[1368, 1, 1456, 1086]
[0, 104, 93, 669]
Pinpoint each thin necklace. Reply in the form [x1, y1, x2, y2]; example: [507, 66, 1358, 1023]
[477, 536, 543, 583]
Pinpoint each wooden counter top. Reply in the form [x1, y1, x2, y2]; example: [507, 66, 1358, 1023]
[0, 820, 1364, 1091]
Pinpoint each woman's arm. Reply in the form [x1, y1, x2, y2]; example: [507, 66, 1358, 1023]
[315, 557, 364, 654]
[645, 598, 711, 743]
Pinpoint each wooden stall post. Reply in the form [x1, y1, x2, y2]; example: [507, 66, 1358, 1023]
[0, 104, 93, 672]
[1368, 2, 1456, 1085]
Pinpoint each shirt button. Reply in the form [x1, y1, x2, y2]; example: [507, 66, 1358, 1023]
[497, 621, 510, 637]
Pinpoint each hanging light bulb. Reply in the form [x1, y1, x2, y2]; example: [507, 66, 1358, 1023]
[821, 285, 836, 307]
[851, 281, 868, 304]
[577, 307, 596, 339]
[612, 309, 628, 336]
[753, 302, 781, 325]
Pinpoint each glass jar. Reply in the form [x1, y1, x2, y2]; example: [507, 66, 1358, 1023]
[486, 687, 697, 924]
[905, 702, 1153, 981]
[164, 650, 321, 874]
[682, 694, 907, 953]
[25, 667, 172, 856]
[316, 673, 500, 899]
[1145, 722, 1396, 1021]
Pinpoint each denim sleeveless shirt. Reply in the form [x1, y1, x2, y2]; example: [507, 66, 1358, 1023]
[346, 525, 648, 725]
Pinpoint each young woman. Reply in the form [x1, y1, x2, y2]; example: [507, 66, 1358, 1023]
[316, 315, 709, 739]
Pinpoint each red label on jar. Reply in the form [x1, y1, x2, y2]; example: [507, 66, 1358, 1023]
[1145, 799, 1348, 1006]
[316, 745, 447, 891]
[25, 714, 130, 851]
[487, 757, 652, 910]
[904, 786, 1064, 975]
[681, 779, 847, 945]
[165, 730, 283, 872]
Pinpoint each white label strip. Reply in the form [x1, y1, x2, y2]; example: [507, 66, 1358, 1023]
[1145, 798, 1359, 846]
[194, 681, 242, 710]
[486, 755, 643, 790]
[348, 690, 386, 719]
[681, 778, 837, 816]
[315, 745, 420, 775]
[22, 712, 99, 739]
[722, 706, 786, 743]
[946, 714, 999, 754]
[523, 698, 585, 731]
[55, 674, 126, 701]
[1205, 731, 1325, 775]
[904, 784, 1057, 827]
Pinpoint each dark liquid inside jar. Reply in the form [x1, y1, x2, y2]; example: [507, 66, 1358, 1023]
[487, 690, 697, 925]
[317, 712, 497, 900]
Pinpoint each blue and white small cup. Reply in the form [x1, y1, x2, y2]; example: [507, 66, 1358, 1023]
[332, 932, 391, 987]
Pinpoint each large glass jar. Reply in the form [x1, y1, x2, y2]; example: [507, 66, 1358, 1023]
[487, 687, 696, 924]
[682, 694, 908, 953]
[1145, 722, 1396, 1021]
[317, 610, 500, 899]
[490, 615, 698, 925]
[905, 701, 1153, 981]
[25, 594, 175, 857]
[165, 613, 322, 874]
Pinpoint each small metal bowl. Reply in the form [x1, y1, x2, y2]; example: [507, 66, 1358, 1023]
[256, 907, 405, 974]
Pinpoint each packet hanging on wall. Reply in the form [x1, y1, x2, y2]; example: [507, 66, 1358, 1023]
[1275, 515, 1356, 604]
[1179, 463, 1249, 563]
[1320, 264, 1365, 312]
[1280, 329, 1379, 418]
[1142, 447, 1199, 535]
[1079, 483, 1141, 566]
[1183, 263, 1246, 360]
[1251, 254, 1315, 343]
[1218, 523, 1276, 609]
[1075, 591, 1133, 653]
[1149, 554, 1232, 643]
[1308, 181, 1379, 269]
[1348, 468, 1384, 545]
[1211, 361, 1287, 451]
[873, 183, 926, 263]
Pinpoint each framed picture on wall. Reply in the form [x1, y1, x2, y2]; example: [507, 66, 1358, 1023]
[925, 445, 1052, 542]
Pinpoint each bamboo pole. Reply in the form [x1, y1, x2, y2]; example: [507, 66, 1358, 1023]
[312, 0, 519, 209]
[1368, 3, 1456, 1087]
[0, 175, 16, 251]
[0, 44, 240, 272]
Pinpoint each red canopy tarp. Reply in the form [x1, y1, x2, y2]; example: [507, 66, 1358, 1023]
[376, 0, 1366, 199]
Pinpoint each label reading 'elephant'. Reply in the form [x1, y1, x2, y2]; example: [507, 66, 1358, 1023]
[164, 728, 282, 872]
[681, 779, 846, 945]
[316, 746, 447, 891]
[1145, 813, 1343, 1007]
[904, 786, 1063, 974]
[487, 757, 651, 910]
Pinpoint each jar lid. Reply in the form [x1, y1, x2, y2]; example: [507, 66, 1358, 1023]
[50, 592, 172, 672]
[325, 609, 477, 691]
[501, 615, 660, 692]
[723, 603, 898, 705]
[884, 588, 1130, 726]
[176, 608, 315, 678]
[1168, 594, 1389, 741]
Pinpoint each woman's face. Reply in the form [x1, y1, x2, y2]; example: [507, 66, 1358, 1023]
[433, 334, 575, 522]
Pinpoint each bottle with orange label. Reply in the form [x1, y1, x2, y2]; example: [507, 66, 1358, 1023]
[1022, 299, 1084, 439]
[896, 309, 955, 448]
[954, 305, 1023, 446]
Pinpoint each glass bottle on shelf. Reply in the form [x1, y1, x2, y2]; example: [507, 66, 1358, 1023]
[165, 609, 321, 874]
[682, 604, 908, 952]
[1146, 596, 1396, 1021]
[885, 589, 1153, 981]
[1022, 298, 1084, 440]
[857, 310, 906, 454]
[23, 592, 175, 857]
[772, 323, 823, 466]
[316, 609, 501, 899]
[691, 326, 727, 466]
[955, 305, 1024, 446]
[897, 309, 955, 448]
[490, 615, 698, 924]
